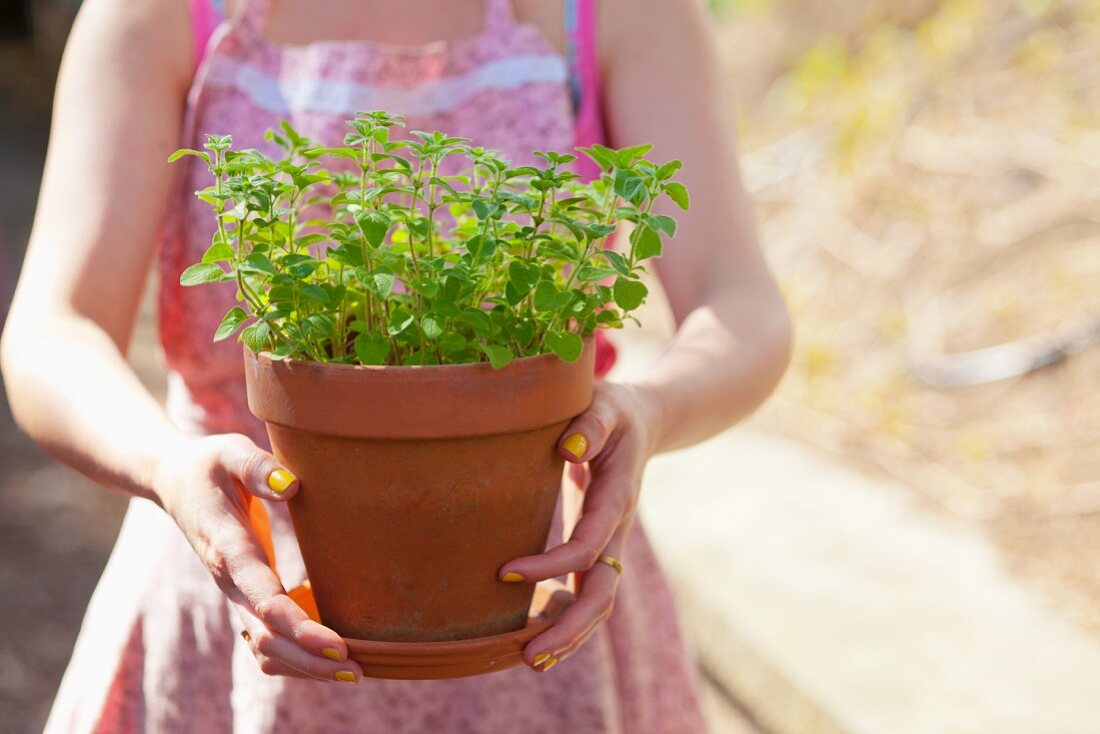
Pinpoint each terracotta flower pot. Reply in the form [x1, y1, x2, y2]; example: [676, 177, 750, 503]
[243, 337, 595, 643]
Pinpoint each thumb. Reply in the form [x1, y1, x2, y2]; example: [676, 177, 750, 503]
[558, 390, 619, 464]
[219, 434, 300, 502]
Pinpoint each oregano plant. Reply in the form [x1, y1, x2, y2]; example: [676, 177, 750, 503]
[172, 111, 689, 368]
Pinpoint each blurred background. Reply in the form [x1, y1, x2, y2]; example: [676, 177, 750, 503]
[2, 0, 1100, 731]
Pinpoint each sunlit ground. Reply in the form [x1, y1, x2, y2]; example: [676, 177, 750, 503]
[712, 0, 1100, 633]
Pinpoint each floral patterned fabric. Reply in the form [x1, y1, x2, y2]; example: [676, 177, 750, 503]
[44, 1, 708, 731]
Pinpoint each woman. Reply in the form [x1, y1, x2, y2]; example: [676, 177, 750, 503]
[1, 0, 791, 731]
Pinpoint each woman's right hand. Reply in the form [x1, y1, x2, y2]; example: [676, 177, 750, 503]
[153, 433, 363, 684]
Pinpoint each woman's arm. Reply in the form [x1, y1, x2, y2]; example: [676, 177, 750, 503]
[601, 0, 792, 454]
[504, 0, 791, 672]
[0, 0, 361, 683]
[2, 0, 195, 493]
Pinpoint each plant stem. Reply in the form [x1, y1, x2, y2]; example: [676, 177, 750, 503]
[541, 180, 620, 343]
[359, 139, 379, 333]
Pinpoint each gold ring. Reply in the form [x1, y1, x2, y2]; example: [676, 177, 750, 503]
[240, 629, 251, 642]
[597, 554, 624, 575]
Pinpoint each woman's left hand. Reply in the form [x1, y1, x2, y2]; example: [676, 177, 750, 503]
[498, 380, 663, 673]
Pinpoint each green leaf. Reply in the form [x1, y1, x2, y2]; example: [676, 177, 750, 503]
[596, 307, 623, 325]
[302, 312, 335, 339]
[551, 215, 587, 242]
[240, 253, 277, 276]
[240, 320, 272, 352]
[270, 341, 295, 359]
[584, 223, 617, 240]
[369, 269, 395, 300]
[459, 307, 492, 336]
[402, 348, 438, 366]
[422, 314, 445, 340]
[388, 305, 416, 336]
[428, 176, 460, 198]
[604, 250, 632, 276]
[465, 235, 496, 261]
[354, 331, 390, 365]
[533, 281, 562, 312]
[300, 284, 331, 306]
[649, 214, 677, 237]
[614, 170, 647, 206]
[576, 264, 617, 282]
[632, 226, 662, 260]
[618, 144, 654, 164]
[213, 307, 248, 342]
[295, 233, 327, 247]
[578, 144, 620, 171]
[665, 182, 690, 210]
[180, 262, 227, 286]
[507, 260, 538, 293]
[355, 211, 390, 248]
[292, 172, 329, 190]
[168, 148, 211, 165]
[480, 343, 513, 369]
[440, 332, 467, 356]
[613, 278, 648, 310]
[504, 279, 527, 306]
[328, 242, 364, 268]
[201, 242, 235, 264]
[544, 330, 583, 362]
[656, 160, 683, 180]
[509, 319, 536, 347]
[410, 278, 439, 299]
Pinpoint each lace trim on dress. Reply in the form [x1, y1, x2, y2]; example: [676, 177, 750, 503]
[202, 53, 567, 117]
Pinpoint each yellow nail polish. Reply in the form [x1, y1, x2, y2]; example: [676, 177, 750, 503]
[501, 572, 525, 583]
[321, 647, 342, 662]
[267, 469, 297, 494]
[562, 433, 588, 460]
[533, 652, 551, 667]
[540, 656, 558, 672]
[334, 670, 357, 684]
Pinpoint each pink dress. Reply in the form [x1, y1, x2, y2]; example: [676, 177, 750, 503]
[44, 1, 707, 731]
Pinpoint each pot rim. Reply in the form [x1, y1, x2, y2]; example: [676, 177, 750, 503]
[243, 335, 597, 438]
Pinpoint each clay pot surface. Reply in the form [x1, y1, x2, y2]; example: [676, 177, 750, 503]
[244, 338, 594, 642]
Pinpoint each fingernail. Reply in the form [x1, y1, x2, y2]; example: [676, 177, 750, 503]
[540, 656, 558, 672]
[562, 433, 587, 460]
[334, 670, 358, 684]
[321, 647, 343, 662]
[532, 652, 551, 667]
[267, 469, 297, 494]
[501, 572, 525, 583]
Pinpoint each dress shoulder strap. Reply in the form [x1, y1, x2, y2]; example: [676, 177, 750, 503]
[568, 0, 607, 180]
[187, 0, 224, 70]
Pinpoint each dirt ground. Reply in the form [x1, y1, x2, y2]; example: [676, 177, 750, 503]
[717, 0, 1100, 636]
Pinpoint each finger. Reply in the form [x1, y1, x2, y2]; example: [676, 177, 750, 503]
[566, 461, 591, 492]
[558, 389, 620, 463]
[500, 454, 632, 582]
[523, 530, 627, 671]
[219, 433, 300, 501]
[208, 519, 351, 667]
[237, 606, 362, 683]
